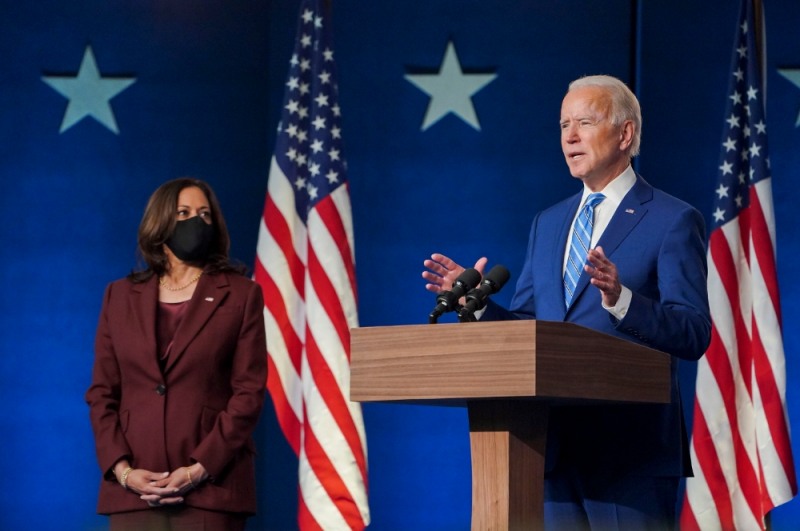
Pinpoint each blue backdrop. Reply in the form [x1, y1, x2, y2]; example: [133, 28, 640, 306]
[1, 1, 799, 529]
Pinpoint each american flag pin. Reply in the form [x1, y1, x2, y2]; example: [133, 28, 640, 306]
[205, 297, 214, 302]
[625, 208, 635, 214]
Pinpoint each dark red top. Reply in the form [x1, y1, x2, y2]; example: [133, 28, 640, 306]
[157, 300, 188, 367]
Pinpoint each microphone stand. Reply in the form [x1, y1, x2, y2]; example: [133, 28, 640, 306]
[457, 308, 477, 323]
[430, 303, 466, 324]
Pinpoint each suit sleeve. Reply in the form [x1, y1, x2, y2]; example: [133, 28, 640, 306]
[190, 281, 267, 477]
[615, 206, 711, 360]
[85, 282, 133, 479]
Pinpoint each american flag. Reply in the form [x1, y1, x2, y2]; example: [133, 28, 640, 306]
[253, 0, 370, 528]
[680, 1, 797, 529]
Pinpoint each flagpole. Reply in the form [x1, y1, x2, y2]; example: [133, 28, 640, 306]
[753, 0, 767, 105]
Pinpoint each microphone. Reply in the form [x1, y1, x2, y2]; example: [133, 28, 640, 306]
[458, 265, 511, 320]
[428, 268, 481, 324]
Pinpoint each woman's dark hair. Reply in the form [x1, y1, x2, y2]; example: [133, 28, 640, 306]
[128, 178, 247, 282]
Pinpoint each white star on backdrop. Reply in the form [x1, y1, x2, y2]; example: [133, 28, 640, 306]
[42, 46, 136, 134]
[778, 68, 800, 126]
[405, 41, 497, 131]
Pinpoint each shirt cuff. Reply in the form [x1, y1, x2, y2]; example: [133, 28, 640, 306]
[603, 285, 632, 320]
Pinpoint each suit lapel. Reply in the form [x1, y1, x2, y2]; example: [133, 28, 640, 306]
[164, 272, 231, 374]
[129, 276, 162, 377]
[595, 176, 652, 257]
[567, 175, 652, 312]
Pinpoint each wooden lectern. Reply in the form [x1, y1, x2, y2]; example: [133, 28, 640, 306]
[350, 320, 671, 531]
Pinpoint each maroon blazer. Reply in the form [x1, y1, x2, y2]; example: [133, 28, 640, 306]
[85, 272, 267, 515]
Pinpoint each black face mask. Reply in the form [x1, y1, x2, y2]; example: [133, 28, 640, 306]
[165, 216, 214, 262]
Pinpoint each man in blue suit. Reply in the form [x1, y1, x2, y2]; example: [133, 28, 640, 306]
[423, 75, 711, 530]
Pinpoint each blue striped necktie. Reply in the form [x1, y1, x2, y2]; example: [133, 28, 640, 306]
[564, 192, 605, 307]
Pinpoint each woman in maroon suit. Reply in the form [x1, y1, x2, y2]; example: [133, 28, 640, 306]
[86, 178, 267, 530]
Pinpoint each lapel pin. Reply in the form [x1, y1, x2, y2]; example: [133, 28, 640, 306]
[205, 297, 214, 302]
[625, 208, 635, 214]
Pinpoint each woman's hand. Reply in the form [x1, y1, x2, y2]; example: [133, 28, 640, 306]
[113, 461, 177, 504]
[138, 462, 209, 507]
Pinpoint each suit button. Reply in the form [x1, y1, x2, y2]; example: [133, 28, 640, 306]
[155, 384, 166, 396]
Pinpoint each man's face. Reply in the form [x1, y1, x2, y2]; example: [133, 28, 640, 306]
[560, 86, 630, 189]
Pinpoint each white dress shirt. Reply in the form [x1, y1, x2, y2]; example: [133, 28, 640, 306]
[563, 165, 636, 319]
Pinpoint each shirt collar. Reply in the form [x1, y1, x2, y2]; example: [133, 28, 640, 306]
[580, 164, 636, 207]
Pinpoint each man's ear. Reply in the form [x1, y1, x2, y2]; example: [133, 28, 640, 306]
[619, 120, 634, 151]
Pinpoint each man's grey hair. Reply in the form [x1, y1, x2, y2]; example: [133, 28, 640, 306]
[569, 75, 642, 157]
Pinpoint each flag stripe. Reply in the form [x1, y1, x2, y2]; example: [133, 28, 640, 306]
[255, 249, 304, 375]
[691, 402, 734, 529]
[255, 0, 369, 528]
[305, 329, 367, 478]
[263, 159, 308, 294]
[298, 490, 327, 531]
[265, 351, 302, 453]
[307, 211, 353, 354]
[299, 406, 369, 526]
[315, 189, 358, 306]
[751, 323, 793, 501]
[681, 1, 796, 528]
[298, 437, 351, 530]
[703, 322, 762, 521]
[302, 394, 368, 526]
[748, 187, 795, 496]
[748, 187, 780, 322]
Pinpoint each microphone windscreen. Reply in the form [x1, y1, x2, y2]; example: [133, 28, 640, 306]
[454, 268, 482, 291]
[484, 265, 510, 291]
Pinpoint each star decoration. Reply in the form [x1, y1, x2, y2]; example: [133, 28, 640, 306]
[778, 68, 800, 126]
[42, 46, 136, 134]
[405, 41, 497, 131]
[723, 137, 737, 152]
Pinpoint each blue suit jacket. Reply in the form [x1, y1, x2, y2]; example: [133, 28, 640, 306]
[483, 174, 711, 477]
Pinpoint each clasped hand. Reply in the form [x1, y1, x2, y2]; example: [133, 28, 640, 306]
[121, 464, 208, 507]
